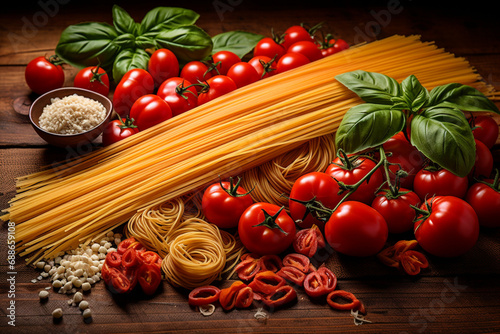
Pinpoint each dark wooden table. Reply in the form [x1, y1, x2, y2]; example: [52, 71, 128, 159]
[1, 1, 499, 333]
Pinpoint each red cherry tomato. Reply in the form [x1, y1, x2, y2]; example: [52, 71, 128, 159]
[113, 68, 155, 117]
[197, 75, 237, 105]
[156, 77, 198, 117]
[129, 94, 172, 131]
[247, 55, 277, 79]
[276, 52, 310, 74]
[293, 224, 325, 258]
[471, 115, 499, 149]
[25, 55, 64, 95]
[148, 48, 180, 87]
[414, 196, 479, 257]
[469, 139, 494, 180]
[180, 61, 212, 92]
[238, 203, 296, 256]
[466, 177, 500, 228]
[226, 62, 261, 88]
[253, 37, 286, 61]
[413, 166, 469, 200]
[211, 50, 241, 76]
[371, 188, 421, 234]
[101, 117, 139, 146]
[325, 155, 384, 205]
[287, 41, 323, 62]
[320, 38, 350, 57]
[324, 201, 388, 257]
[281, 25, 315, 50]
[288, 172, 344, 229]
[201, 177, 254, 229]
[73, 65, 109, 96]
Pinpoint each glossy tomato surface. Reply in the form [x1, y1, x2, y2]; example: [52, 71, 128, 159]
[74, 65, 110, 96]
[156, 77, 198, 117]
[413, 167, 469, 199]
[148, 48, 179, 87]
[371, 188, 421, 234]
[129, 94, 172, 131]
[113, 69, 155, 117]
[25, 56, 64, 95]
[466, 180, 500, 228]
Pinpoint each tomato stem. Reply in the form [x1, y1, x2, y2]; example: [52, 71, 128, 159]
[89, 64, 108, 88]
[220, 176, 254, 198]
[253, 207, 288, 235]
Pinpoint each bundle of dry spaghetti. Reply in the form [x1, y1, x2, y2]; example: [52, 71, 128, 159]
[4, 35, 496, 264]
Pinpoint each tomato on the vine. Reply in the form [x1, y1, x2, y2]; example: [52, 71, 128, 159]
[74, 65, 109, 96]
[247, 55, 277, 79]
[113, 68, 155, 117]
[25, 55, 64, 95]
[465, 175, 500, 228]
[320, 37, 350, 57]
[469, 138, 494, 180]
[227, 62, 261, 88]
[253, 37, 286, 61]
[371, 188, 421, 234]
[414, 196, 479, 257]
[276, 52, 310, 74]
[287, 41, 323, 62]
[201, 177, 254, 229]
[471, 115, 499, 149]
[148, 48, 180, 87]
[129, 94, 172, 131]
[238, 203, 296, 256]
[156, 77, 198, 117]
[101, 117, 139, 146]
[281, 25, 315, 50]
[324, 201, 388, 257]
[413, 166, 469, 200]
[197, 75, 237, 105]
[211, 50, 241, 76]
[180, 61, 212, 92]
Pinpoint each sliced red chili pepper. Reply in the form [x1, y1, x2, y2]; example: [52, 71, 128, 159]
[260, 254, 282, 273]
[235, 258, 262, 281]
[377, 239, 419, 268]
[399, 250, 429, 275]
[109, 268, 132, 294]
[293, 224, 326, 258]
[282, 253, 310, 273]
[138, 251, 163, 270]
[188, 285, 221, 306]
[262, 285, 297, 308]
[137, 263, 162, 295]
[101, 261, 112, 285]
[129, 240, 147, 253]
[303, 266, 337, 298]
[105, 250, 122, 268]
[277, 266, 306, 286]
[326, 290, 361, 312]
[219, 281, 247, 311]
[122, 266, 138, 291]
[248, 270, 286, 296]
[235, 286, 254, 309]
[122, 247, 140, 268]
[117, 237, 137, 254]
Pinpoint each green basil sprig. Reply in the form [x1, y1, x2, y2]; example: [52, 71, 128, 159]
[335, 70, 499, 177]
[55, 5, 263, 83]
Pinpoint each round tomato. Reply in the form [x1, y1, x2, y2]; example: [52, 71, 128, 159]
[414, 196, 479, 257]
[469, 139, 494, 180]
[247, 56, 277, 79]
[148, 48, 180, 87]
[325, 155, 384, 205]
[238, 203, 296, 256]
[382, 132, 426, 189]
[371, 188, 421, 234]
[129, 94, 172, 131]
[226, 62, 261, 88]
[276, 53, 310, 74]
[197, 75, 237, 105]
[253, 37, 286, 61]
[201, 177, 254, 229]
[25, 55, 64, 95]
[320, 38, 350, 57]
[180, 61, 212, 92]
[156, 77, 198, 117]
[74, 65, 109, 96]
[466, 178, 500, 228]
[287, 41, 323, 62]
[101, 117, 139, 146]
[113, 68, 155, 117]
[413, 166, 469, 200]
[324, 201, 388, 257]
[211, 51, 241, 76]
[471, 115, 499, 149]
[288, 172, 344, 229]
[281, 25, 314, 50]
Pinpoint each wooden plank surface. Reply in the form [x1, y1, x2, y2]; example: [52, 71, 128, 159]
[1, 1, 500, 333]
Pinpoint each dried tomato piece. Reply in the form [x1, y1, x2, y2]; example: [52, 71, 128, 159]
[326, 290, 365, 314]
[282, 253, 310, 273]
[293, 224, 326, 257]
[101, 261, 113, 285]
[219, 281, 248, 311]
[188, 285, 221, 306]
[235, 286, 254, 309]
[303, 266, 337, 298]
[122, 247, 140, 268]
[105, 250, 122, 268]
[262, 285, 297, 308]
[277, 266, 306, 286]
[137, 263, 162, 295]
[235, 258, 262, 281]
[109, 267, 132, 294]
[260, 254, 282, 273]
[248, 270, 286, 296]
[117, 237, 138, 254]
[138, 251, 163, 270]
[399, 250, 429, 275]
[377, 239, 419, 268]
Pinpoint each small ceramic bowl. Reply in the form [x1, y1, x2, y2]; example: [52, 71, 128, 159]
[29, 87, 114, 148]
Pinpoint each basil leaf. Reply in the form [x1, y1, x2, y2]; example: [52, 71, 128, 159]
[112, 48, 150, 83]
[113, 33, 136, 49]
[55, 22, 121, 72]
[112, 5, 138, 35]
[428, 83, 499, 114]
[401, 74, 429, 112]
[212, 31, 265, 59]
[410, 105, 475, 177]
[335, 103, 406, 154]
[155, 25, 213, 65]
[335, 70, 402, 105]
[139, 7, 200, 35]
[135, 35, 156, 50]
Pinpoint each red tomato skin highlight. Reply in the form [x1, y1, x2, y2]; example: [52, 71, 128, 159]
[413, 168, 469, 200]
[148, 48, 180, 87]
[25, 56, 65, 95]
[371, 189, 421, 234]
[129, 94, 172, 131]
[113, 69, 155, 117]
[466, 181, 500, 228]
